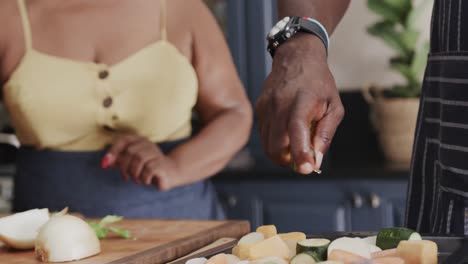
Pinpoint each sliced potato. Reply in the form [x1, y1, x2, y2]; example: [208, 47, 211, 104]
[186, 258, 208, 264]
[328, 249, 366, 264]
[226, 254, 241, 264]
[238, 232, 265, 245]
[371, 248, 397, 259]
[248, 235, 289, 260]
[372, 257, 405, 264]
[256, 225, 277, 239]
[206, 253, 227, 264]
[397, 240, 437, 264]
[277, 232, 306, 242]
[232, 244, 253, 260]
[250, 256, 288, 264]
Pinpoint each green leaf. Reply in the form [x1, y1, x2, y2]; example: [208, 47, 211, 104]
[384, 0, 412, 20]
[411, 41, 430, 77]
[406, 0, 433, 30]
[368, 21, 411, 57]
[99, 215, 124, 227]
[368, 0, 405, 22]
[384, 0, 412, 11]
[401, 30, 420, 51]
[88, 222, 108, 239]
[87, 215, 130, 240]
[108, 227, 132, 239]
[390, 62, 415, 82]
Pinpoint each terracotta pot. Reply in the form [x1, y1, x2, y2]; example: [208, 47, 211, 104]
[363, 86, 420, 166]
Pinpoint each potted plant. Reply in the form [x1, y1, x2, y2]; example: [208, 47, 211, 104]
[364, 0, 430, 166]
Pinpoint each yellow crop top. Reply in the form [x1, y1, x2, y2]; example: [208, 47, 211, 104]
[3, 0, 198, 151]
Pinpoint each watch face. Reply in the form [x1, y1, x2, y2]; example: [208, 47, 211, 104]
[268, 16, 291, 39]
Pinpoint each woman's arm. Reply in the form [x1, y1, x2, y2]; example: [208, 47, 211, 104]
[104, 0, 252, 190]
[256, 1, 349, 174]
[167, 0, 252, 184]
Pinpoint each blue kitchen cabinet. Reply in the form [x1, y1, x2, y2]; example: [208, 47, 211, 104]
[214, 179, 408, 233]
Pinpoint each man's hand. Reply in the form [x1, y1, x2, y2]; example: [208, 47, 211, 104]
[256, 35, 344, 174]
[101, 135, 182, 191]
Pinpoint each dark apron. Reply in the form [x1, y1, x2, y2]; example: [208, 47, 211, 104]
[13, 139, 225, 219]
[406, 0, 468, 235]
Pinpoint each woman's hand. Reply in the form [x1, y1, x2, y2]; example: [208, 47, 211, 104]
[101, 135, 181, 191]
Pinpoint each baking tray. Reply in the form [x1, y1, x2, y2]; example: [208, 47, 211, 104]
[171, 232, 465, 264]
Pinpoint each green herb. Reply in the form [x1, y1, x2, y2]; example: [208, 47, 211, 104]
[87, 215, 131, 239]
[367, 0, 432, 98]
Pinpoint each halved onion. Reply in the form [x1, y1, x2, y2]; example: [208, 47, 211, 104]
[35, 214, 101, 262]
[0, 208, 49, 249]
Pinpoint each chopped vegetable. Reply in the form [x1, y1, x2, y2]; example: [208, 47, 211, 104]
[278, 232, 306, 242]
[396, 240, 437, 264]
[328, 249, 366, 263]
[238, 232, 265, 245]
[371, 248, 397, 259]
[372, 257, 405, 264]
[0, 208, 49, 249]
[232, 244, 254, 260]
[206, 253, 227, 264]
[226, 254, 240, 264]
[186, 258, 208, 264]
[256, 225, 277, 239]
[248, 235, 290, 260]
[290, 253, 318, 264]
[87, 215, 131, 239]
[296, 239, 330, 261]
[376, 227, 421, 250]
[361, 236, 376, 246]
[283, 239, 298, 260]
[368, 244, 381, 254]
[250, 256, 288, 264]
[35, 214, 101, 262]
[327, 237, 371, 259]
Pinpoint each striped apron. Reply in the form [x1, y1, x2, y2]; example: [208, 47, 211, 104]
[406, 0, 468, 235]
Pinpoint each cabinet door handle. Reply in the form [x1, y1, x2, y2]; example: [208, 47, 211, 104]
[352, 193, 363, 208]
[227, 195, 238, 207]
[370, 192, 381, 208]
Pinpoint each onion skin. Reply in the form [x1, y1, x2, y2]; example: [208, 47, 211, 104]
[35, 215, 101, 262]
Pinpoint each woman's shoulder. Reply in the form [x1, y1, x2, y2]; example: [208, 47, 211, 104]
[0, 1, 22, 53]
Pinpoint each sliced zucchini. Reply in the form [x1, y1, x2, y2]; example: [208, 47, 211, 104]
[376, 227, 421, 250]
[296, 239, 330, 261]
[291, 253, 318, 264]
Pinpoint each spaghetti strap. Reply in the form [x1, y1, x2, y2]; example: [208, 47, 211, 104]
[16, 0, 33, 49]
[160, 0, 167, 40]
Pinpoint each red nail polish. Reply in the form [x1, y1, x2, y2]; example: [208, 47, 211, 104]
[134, 178, 141, 185]
[101, 156, 110, 169]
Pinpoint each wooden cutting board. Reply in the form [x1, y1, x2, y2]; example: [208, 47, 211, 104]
[0, 219, 250, 264]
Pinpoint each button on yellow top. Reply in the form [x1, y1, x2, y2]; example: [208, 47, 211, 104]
[98, 70, 109, 79]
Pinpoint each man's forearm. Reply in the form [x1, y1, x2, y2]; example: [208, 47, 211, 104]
[277, 0, 350, 34]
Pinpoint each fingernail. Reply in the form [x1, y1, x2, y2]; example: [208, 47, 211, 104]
[299, 162, 313, 174]
[315, 151, 324, 170]
[134, 178, 141, 185]
[101, 155, 110, 169]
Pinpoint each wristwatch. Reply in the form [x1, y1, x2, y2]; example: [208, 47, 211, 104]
[267, 16, 329, 57]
